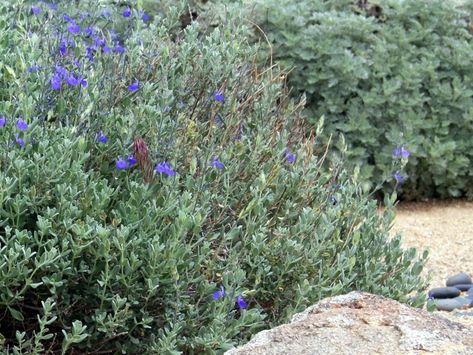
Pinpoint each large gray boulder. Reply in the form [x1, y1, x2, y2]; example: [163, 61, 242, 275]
[225, 291, 473, 355]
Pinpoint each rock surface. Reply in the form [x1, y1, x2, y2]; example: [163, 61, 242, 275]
[225, 292, 473, 355]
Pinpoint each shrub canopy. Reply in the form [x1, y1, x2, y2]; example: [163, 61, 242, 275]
[0, 1, 427, 353]
[252, 0, 473, 199]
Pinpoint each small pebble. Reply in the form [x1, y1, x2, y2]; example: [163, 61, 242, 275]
[455, 311, 473, 317]
[428, 287, 461, 299]
[435, 298, 463, 312]
[467, 288, 473, 297]
[446, 272, 472, 287]
[452, 284, 473, 291]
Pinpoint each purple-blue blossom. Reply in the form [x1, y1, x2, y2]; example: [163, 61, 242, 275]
[211, 156, 224, 170]
[127, 155, 137, 166]
[102, 46, 112, 54]
[97, 130, 108, 144]
[156, 161, 176, 176]
[128, 82, 139, 92]
[85, 26, 95, 36]
[66, 75, 80, 87]
[68, 23, 81, 34]
[116, 157, 128, 170]
[59, 41, 67, 56]
[28, 65, 41, 73]
[114, 43, 125, 54]
[142, 12, 149, 22]
[214, 90, 224, 102]
[285, 150, 296, 163]
[0, 115, 6, 128]
[95, 37, 106, 47]
[48, 3, 58, 11]
[51, 74, 62, 90]
[55, 65, 68, 78]
[393, 171, 405, 184]
[15, 135, 25, 148]
[63, 14, 72, 22]
[123, 8, 131, 17]
[31, 6, 41, 15]
[236, 295, 248, 310]
[17, 119, 28, 131]
[392, 146, 410, 159]
[212, 286, 225, 300]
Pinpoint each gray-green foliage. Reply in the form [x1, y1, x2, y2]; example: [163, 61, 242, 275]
[251, 0, 473, 199]
[0, 1, 427, 353]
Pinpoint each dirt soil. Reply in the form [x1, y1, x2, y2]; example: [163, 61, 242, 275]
[391, 199, 473, 324]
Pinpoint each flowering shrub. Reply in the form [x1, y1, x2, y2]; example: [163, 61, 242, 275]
[249, 0, 473, 200]
[0, 1, 427, 353]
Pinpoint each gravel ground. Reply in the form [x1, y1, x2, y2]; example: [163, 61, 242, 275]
[391, 199, 473, 324]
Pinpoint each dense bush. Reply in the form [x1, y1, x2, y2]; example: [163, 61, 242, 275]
[251, 0, 473, 200]
[0, 1, 427, 353]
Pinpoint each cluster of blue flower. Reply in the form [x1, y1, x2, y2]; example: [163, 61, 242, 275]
[392, 146, 410, 185]
[212, 286, 248, 310]
[0, 115, 28, 147]
[29, 2, 135, 92]
[20, 2, 302, 313]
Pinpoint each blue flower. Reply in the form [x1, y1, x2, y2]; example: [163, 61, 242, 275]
[86, 47, 95, 62]
[0, 114, 6, 128]
[393, 171, 405, 184]
[59, 41, 67, 56]
[142, 12, 149, 22]
[47, 3, 58, 11]
[213, 286, 225, 300]
[15, 135, 25, 148]
[97, 130, 108, 144]
[63, 14, 72, 22]
[214, 90, 224, 102]
[85, 26, 95, 36]
[102, 46, 112, 54]
[114, 43, 125, 54]
[28, 65, 41, 73]
[128, 82, 139, 92]
[55, 65, 68, 78]
[285, 150, 295, 163]
[66, 75, 80, 87]
[236, 295, 248, 310]
[31, 6, 41, 15]
[123, 8, 131, 17]
[127, 155, 137, 167]
[156, 161, 176, 176]
[211, 156, 224, 170]
[17, 119, 28, 131]
[51, 74, 62, 90]
[116, 157, 128, 170]
[392, 146, 410, 159]
[94, 37, 106, 47]
[81, 78, 88, 87]
[68, 23, 81, 34]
